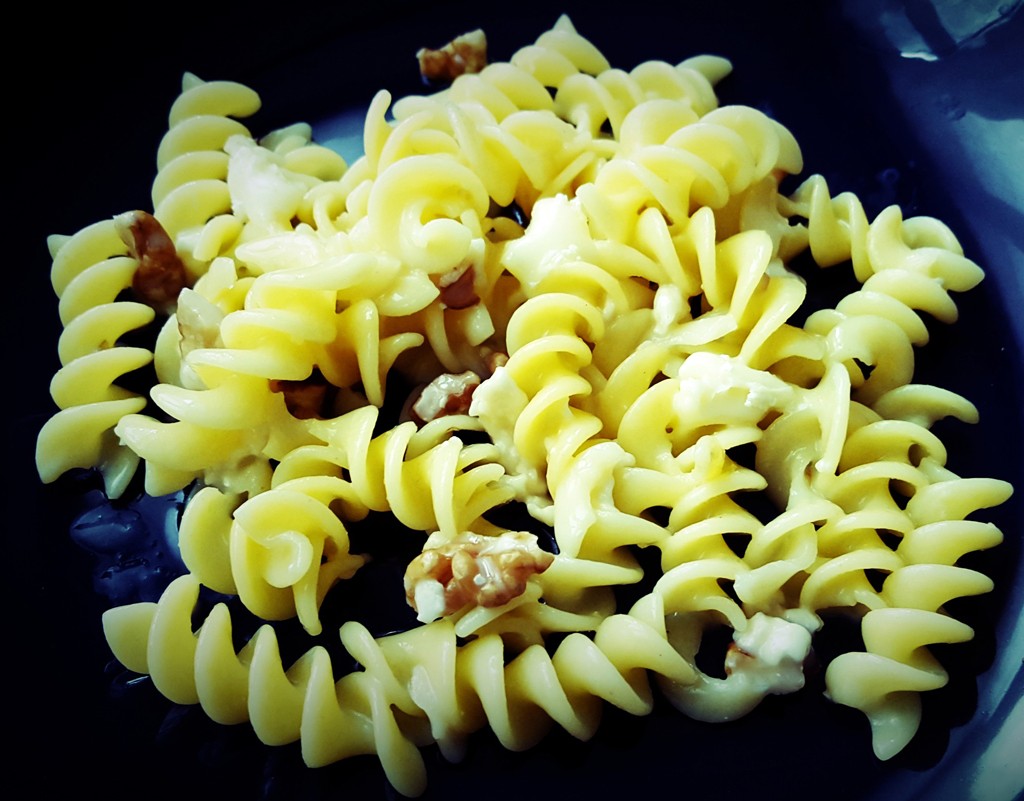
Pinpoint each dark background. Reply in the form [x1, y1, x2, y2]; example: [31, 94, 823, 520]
[9, 2, 1023, 800]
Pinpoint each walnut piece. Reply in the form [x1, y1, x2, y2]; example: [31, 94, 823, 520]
[417, 29, 487, 84]
[438, 263, 479, 309]
[409, 370, 481, 424]
[405, 530, 555, 623]
[114, 210, 188, 314]
[270, 373, 332, 419]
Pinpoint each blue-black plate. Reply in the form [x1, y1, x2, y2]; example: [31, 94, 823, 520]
[11, 2, 1022, 799]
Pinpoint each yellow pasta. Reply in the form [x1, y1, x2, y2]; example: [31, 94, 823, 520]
[35, 219, 153, 499]
[36, 14, 1012, 796]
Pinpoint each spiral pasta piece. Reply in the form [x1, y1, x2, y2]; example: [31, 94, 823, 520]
[102, 575, 430, 796]
[821, 467, 1011, 759]
[152, 74, 259, 270]
[36, 220, 152, 498]
[578, 101, 801, 244]
[103, 571, 696, 795]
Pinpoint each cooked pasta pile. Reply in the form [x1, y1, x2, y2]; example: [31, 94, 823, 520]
[36, 15, 1012, 797]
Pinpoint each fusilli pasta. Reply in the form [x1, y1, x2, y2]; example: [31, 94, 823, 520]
[37, 14, 1012, 797]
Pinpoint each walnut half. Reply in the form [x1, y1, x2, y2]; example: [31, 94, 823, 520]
[114, 210, 188, 315]
[405, 530, 554, 623]
[417, 29, 487, 84]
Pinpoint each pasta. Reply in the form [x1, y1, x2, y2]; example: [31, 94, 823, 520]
[35, 14, 1013, 797]
[36, 218, 155, 499]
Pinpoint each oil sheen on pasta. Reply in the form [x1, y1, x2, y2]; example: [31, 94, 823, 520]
[35, 14, 1013, 798]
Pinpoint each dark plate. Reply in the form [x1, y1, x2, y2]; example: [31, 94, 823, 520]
[11, 2, 1023, 800]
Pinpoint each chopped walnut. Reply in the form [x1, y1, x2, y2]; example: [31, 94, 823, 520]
[417, 29, 487, 84]
[405, 530, 555, 623]
[114, 210, 188, 315]
[408, 370, 481, 424]
[270, 372, 332, 419]
[438, 263, 479, 309]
